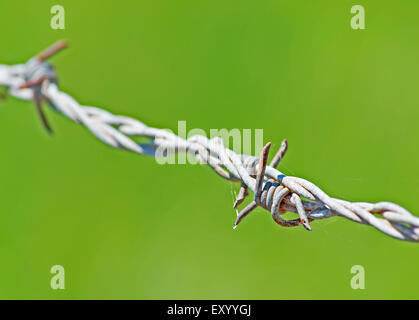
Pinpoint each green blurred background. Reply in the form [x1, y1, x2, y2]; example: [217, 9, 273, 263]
[0, 0, 418, 299]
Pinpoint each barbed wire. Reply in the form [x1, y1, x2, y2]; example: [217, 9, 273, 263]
[1, 41, 418, 242]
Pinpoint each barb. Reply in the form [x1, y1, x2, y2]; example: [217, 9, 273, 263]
[1, 41, 418, 241]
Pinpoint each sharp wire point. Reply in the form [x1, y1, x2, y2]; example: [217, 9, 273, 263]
[34, 95, 53, 134]
[37, 40, 68, 62]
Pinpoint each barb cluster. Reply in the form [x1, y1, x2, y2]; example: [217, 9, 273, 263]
[1, 42, 418, 241]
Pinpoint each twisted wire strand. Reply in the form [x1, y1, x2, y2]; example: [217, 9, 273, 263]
[1, 42, 418, 242]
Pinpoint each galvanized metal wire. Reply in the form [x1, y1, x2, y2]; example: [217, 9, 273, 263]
[1, 41, 418, 242]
